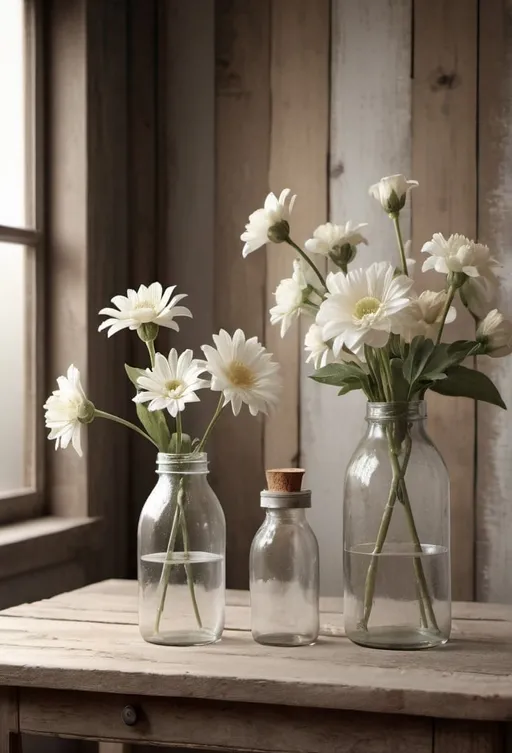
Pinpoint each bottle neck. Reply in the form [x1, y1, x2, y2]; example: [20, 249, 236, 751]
[365, 401, 428, 441]
[156, 452, 208, 475]
[265, 509, 307, 523]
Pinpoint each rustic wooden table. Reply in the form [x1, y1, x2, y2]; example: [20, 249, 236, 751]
[0, 580, 511, 753]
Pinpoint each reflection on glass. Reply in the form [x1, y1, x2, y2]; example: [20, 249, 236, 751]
[0, 243, 32, 493]
[0, 0, 27, 227]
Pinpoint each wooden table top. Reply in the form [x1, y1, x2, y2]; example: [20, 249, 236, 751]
[0, 580, 511, 722]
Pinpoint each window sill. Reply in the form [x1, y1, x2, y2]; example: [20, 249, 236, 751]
[0, 516, 101, 582]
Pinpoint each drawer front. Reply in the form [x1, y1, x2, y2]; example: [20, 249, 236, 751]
[19, 688, 434, 752]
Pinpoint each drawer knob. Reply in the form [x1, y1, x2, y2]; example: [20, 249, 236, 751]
[122, 705, 138, 726]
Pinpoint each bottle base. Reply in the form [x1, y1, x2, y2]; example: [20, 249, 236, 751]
[346, 624, 449, 650]
[141, 628, 221, 647]
[253, 631, 317, 647]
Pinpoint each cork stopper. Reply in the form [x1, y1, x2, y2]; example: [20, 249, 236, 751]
[265, 468, 305, 493]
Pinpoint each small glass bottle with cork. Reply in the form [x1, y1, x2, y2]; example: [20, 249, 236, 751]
[249, 468, 320, 646]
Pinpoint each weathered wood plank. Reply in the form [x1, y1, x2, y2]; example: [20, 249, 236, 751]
[434, 719, 505, 753]
[213, 0, 270, 588]
[0, 610, 511, 720]
[476, 0, 512, 603]
[311, 0, 412, 594]
[412, 0, 478, 601]
[265, 0, 329, 470]
[19, 689, 432, 753]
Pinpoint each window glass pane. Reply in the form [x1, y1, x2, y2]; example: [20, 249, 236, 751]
[0, 0, 28, 227]
[0, 243, 33, 493]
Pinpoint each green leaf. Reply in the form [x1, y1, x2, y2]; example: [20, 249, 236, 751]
[125, 363, 146, 388]
[430, 364, 507, 409]
[390, 358, 409, 402]
[125, 363, 172, 450]
[135, 403, 172, 451]
[403, 336, 434, 385]
[311, 362, 365, 386]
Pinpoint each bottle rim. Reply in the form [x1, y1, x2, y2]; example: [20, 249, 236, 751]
[156, 452, 208, 474]
[260, 490, 312, 509]
[366, 400, 427, 421]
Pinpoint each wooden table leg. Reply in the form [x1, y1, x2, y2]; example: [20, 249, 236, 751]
[0, 689, 20, 753]
[434, 719, 506, 752]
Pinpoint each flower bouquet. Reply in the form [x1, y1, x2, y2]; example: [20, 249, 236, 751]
[242, 175, 510, 649]
[44, 284, 281, 645]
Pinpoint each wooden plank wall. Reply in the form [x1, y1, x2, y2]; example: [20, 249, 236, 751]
[122, 0, 512, 600]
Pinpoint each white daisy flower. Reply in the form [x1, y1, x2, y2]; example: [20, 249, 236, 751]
[241, 188, 296, 257]
[201, 329, 281, 416]
[316, 261, 413, 357]
[98, 282, 192, 338]
[270, 259, 323, 338]
[305, 221, 368, 266]
[44, 365, 94, 457]
[395, 290, 457, 343]
[421, 233, 499, 281]
[476, 309, 512, 358]
[134, 349, 209, 418]
[369, 174, 418, 214]
[304, 323, 335, 369]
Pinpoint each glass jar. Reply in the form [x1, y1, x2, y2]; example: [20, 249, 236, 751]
[250, 490, 319, 646]
[344, 401, 451, 650]
[138, 452, 225, 646]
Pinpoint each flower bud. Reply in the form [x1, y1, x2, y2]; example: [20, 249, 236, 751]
[138, 322, 159, 343]
[267, 220, 290, 244]
[77, 399, 96, 424]
[369, 174, 418, 215]
[476, 309, 512, 357]
[328, 242, 357, 272]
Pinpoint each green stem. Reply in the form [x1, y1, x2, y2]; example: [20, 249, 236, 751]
[154, 499, 181, 634]
[286, 237, 327, 290]
[176, 412, 183, 453]
[177, 486, 202, 628]
[391, 214, 408, 276]
[435, 285, 456, 345]
[146, 340, 156, 368]
[365, 346, 385, 401]
[195, 395, 225, 454]
[393, 441, 440, 632]
[377, 348, 394, 402]
[94, 409, 158, 448]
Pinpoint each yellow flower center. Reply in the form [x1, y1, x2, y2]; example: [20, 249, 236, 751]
[134, 300, 154, 310]
[227, 361, 255, 388]
[354, 296, 381, 320]
[165, 379, 183, 393]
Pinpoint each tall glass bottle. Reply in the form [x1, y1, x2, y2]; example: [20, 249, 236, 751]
[250, 489, 319, 646]
[344, 401, 451, 650]
[138, 452, 225, 646]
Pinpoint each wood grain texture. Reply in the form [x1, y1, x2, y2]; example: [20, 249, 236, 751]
[434, 719, 505, 753]
[0, 688, 19, 753]
[126, 0, 159, 578]
[476, 0, 512, 603]
[1, 582, 512, 721]
[412, 0, 478, 601]
[265, 0, 329, 470]
[19, 689, 432, 753]
[213, 0, 270, 588]
[311, 0, 412, 594]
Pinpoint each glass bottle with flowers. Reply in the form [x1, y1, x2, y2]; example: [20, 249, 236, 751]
[44, 284, 281, 646]
[241, 177, 510, 650]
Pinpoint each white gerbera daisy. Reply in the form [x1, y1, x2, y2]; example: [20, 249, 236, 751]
[98, 282, 192, 338]
[476, 310, 512, 358]
[270, 259, 322, 337]
[44, 365, 94, 457]
[421, 233, 499, 280]
[134, 349, 209, 417]
[241, 189, 296, 257]
[316, 261, 413, 357]
[305, 221, 368, 264]
[201, 329, 281, 416]
[394, 290, 457, 343]
[304, 324, 335, 369]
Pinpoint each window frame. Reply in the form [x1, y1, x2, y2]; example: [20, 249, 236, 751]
[0, 0, 45, 525]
